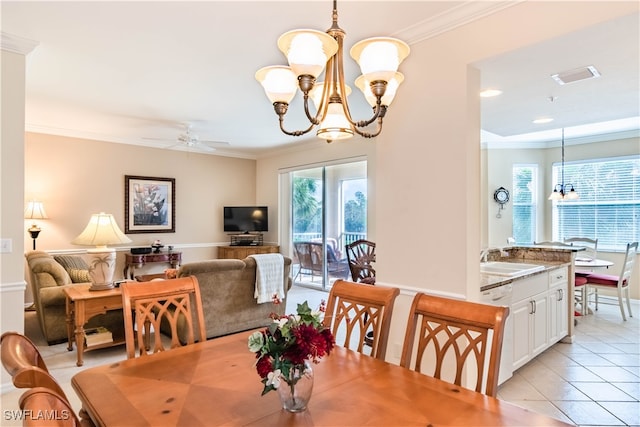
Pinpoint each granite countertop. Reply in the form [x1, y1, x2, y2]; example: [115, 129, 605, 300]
[480, 260, 569, 292]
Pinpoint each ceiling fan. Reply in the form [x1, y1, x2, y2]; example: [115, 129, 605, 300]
[144, 123, 229, 152]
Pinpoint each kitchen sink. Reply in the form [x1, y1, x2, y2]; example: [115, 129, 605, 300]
[480, 261, 545, 277]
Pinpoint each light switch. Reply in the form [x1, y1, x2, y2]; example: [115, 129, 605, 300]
[0, 238, 12, 253]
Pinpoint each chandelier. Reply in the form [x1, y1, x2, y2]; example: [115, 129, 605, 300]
[255, 0, 409, 142]
[548, 128, 579, 201]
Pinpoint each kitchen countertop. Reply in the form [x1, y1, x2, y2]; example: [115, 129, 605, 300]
[481, 261, 568, 292]
[479, 244, 583, 292]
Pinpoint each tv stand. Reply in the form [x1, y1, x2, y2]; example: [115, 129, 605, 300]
[218, 244, 279, 260]
[229, 233, 263, 246]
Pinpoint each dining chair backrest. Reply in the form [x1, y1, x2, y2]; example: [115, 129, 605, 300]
[345, 239, 376, 284]
[1, 331, 48, 376]
[400, 293, 509, 397]
[19, 387, 83, 427]
[564, 237, 598, 260]
[121, 276, 206, 359]
[534, 241, 570, 246]
[323, 279, 399, 360]
[584, 241, 637, 321]
[0, 332, 69, 399]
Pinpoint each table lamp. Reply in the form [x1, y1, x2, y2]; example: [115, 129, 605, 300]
[24, 201, 49, 250]
[72, 212, 132, 291]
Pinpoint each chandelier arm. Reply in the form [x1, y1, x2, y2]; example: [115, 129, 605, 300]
[353, 101, 384, 127]
[333, 35, 386, 129]
[273, 102, 316, 137]
[352, 117, 383, 139]
[302, 95, 322, 125]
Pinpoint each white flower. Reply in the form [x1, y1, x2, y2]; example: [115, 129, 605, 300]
[247, 331, 265, 353]
[266, 369, 281, 389]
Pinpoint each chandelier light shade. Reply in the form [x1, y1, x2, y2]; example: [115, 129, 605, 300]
[24, 201, 49, 250]
[548, 128, 579, 201]
[256, 0, 410, 142]
[72, 212, 132, 291]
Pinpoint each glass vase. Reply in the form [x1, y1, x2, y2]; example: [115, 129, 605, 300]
[277, 361, 314, 412]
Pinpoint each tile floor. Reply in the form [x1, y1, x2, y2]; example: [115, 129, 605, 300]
[1, 285, 638, 426]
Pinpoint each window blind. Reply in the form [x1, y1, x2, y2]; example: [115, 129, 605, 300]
[552, 155, 640, 251]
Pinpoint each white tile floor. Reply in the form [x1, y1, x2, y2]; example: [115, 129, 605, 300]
[2, 286, 638, 426]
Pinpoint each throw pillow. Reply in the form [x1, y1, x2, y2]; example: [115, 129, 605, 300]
[54, 255, 91, 283]
[68, 268, 92, 283]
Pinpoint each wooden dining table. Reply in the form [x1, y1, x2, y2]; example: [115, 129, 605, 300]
[72, 330, 573, 427]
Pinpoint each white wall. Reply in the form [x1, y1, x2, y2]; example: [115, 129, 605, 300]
[1, 49, 27, 393]
[256, 2, 639, 364]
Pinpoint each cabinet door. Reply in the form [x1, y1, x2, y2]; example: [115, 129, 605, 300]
[531, 292, 548, 357]
[511, 298, 532, 370]
[548, 285, 568, 343]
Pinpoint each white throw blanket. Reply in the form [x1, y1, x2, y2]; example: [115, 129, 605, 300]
[251, 253, 285, 304]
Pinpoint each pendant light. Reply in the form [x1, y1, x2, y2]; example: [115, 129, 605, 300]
[548, 128, 579, 201]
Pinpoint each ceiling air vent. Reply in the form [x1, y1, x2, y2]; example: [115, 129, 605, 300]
[551, 65, 600, 85]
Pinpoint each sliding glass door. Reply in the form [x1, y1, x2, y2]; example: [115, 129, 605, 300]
[284, 160, 367, 290]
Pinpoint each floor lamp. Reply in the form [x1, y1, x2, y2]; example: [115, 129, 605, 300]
[24, 201, 49, 250]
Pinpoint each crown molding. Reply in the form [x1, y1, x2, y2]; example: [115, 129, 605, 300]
[1, 31, 39, 55]
[395, 1, 523, 45]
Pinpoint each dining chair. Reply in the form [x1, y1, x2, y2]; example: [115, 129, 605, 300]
[565, 237, 598, 261]
[0, 331, 67, 399]
[345, 239, 376, 284]
[582, 241, 637, 321]
[400, 293, 509, 397]
[564, 237, 598, 315]
[322, 279, 399, 360]
[121, 276, 206, 358]
[19, 387, 85, 427]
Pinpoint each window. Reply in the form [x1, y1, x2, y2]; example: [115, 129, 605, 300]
[512, 165, 537, 243]
[341, 178, 367, 246]
[552, 155, 640, 251]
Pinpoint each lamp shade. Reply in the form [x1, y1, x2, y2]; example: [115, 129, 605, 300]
[278, 29, 338, 78]
[255, 66, 298, 104]
[72, 212, 131, 248]
[350, 37, 410, 83]
[355, 72, 404, 107]
[316, 102, 354, 141]
[309, 82, 351, 110]
[24, 201, 49, 220]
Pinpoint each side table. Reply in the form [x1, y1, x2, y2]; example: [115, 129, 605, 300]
[64, 284, 125, 366]
[124, 251, 182, 279]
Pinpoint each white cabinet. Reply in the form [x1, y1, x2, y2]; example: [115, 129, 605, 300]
[512, 288, 548, 370]
[548, 267, 569, 343]
[510, 266, 569, 372]
[511, 273, 548, 371]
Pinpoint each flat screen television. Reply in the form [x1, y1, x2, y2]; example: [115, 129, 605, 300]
[223, 206, 268, 233]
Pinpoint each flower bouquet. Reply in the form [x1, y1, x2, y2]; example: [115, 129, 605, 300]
[248, 300, 335, 411]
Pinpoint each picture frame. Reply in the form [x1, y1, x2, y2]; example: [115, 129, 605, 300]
[124, 175, 175, 233]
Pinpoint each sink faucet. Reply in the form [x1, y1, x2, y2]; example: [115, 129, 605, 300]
[481, 247, 510, 263]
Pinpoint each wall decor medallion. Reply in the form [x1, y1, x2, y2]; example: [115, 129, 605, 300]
[125, 175, 175, 233]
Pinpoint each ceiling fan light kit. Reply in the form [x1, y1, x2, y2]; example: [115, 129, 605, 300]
[256, 0, 409, 143]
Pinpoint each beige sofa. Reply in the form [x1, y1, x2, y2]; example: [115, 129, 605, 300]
[168, 256, 292, 342]
[25, 251, 124, 345]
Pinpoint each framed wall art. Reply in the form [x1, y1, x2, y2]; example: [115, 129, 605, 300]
[124, 175, 175, 233]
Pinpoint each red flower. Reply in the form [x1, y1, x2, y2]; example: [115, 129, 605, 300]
[256, 355, 273, 378]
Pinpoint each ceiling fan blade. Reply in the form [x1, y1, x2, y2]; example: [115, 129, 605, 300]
[199, 140, 230, 146]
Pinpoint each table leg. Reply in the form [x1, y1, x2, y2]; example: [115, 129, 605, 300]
[65, 296, 74, 351]
[74, 300, 86, 367]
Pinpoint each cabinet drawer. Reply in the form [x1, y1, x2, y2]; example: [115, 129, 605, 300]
[512, 273, 548, 302]
[548, 266, 568, 287]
